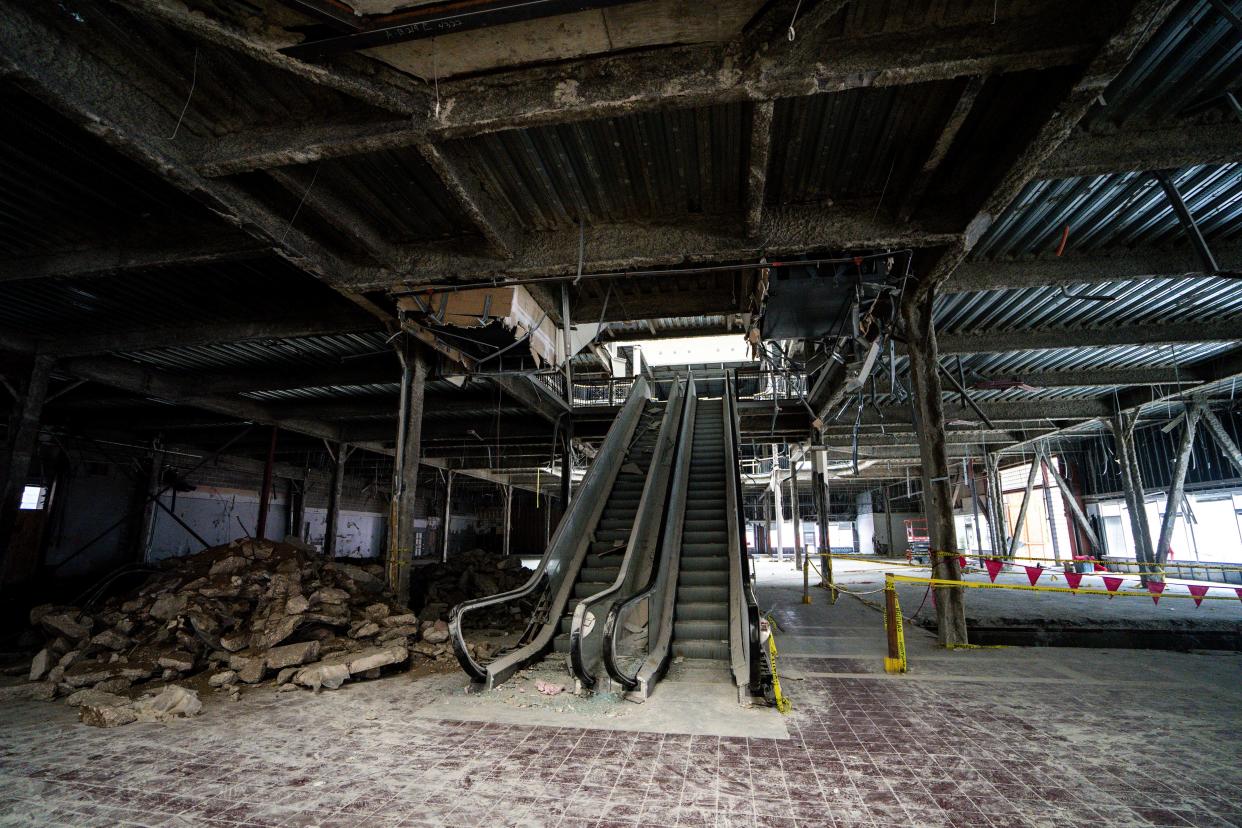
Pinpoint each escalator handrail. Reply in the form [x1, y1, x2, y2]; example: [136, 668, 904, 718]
[448, 375, 652, 684]
[601, 377, 697, 691]
[569, 377, 686, 689]
[724, 374, 762, 692]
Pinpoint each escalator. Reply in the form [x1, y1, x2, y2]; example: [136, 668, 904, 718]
[603, 376, 766, 702]
[671, 398, 731, 664]
[552, 402, 664, 655]
[450, 373, 765, 702]
[448, 376, 678, 690]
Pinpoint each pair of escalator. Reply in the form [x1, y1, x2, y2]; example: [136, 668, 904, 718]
[448, 375, 764, 703]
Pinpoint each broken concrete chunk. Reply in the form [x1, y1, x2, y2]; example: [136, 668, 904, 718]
[265, 640, 320, 670]
[156, 650, 195, 672]
[219, 631, 249, 652]
[275, 667, 297, 686]
[329, 563, 383, 593]
[91, 630, 131, 651]
[350, 621, 380, 639]
[92, 677, 132, 695]
[64, 689, 131, 708]
[285, 595, 309, 615]
[383, 613, 417, 627]
[422, 622, 450, 645]
[208, 670, 238, 688]
[294, 662, 350, 691]
[149, 593, 187, 622]
[62, 661, 153, 689]
[80, 702, 137, 728]
[133, 685, 202, 721]
[310, 587, 349, 605]
[251, 614, 301, 650]
[114, 617, 137, 636]
[29, 649, 51, 682]
[363, 603, 390, 622]
[28, 681, 57, 702]
[208, 557, 248, 577]
[341, 644, 408, 675]
[277, 682, 300, 693]
[40, 612, 90, 641]
[237, 657, 266, 684]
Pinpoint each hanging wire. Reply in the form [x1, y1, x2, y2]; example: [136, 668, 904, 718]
[170, 47, 198, 140]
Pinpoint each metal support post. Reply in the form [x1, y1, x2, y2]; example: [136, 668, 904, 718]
[789, 456, 803, 570]
[1152, 171, 1221, 275]
[502, 484, 513, 556]
[1007, 455, 1041, 559]
[1155, 405, 1201, 579]
[324, 442, 349, 559]
[1040, 447, 1102, 554]
[255, 425, 278, 542]
[1110, 413, 1155, 585]
[442, 470, 455, 563]
[390, 345, 429, 603]
[1199, 407, 1242, 477]
[1038, 458, 1062, 564]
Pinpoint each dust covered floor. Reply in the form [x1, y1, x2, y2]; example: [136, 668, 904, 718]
[0, 559, 1239, 827]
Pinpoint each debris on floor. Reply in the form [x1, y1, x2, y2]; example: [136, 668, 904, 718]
[21, 539, 526, 717]
[410, 547, 535, 628]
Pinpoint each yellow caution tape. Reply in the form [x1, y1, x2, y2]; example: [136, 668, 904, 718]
[889, 574, 1241, 601]
[934, 549, 1242, 574]
[882, 575, 907, 674]
[766, 632, 792, 714]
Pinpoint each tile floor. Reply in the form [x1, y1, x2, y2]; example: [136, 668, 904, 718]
[1, 559, 1239, 827]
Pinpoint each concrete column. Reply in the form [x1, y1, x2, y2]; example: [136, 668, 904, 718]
[391, 347, 429, 603]
[1041, 449, 1102, 556]
[789, 460, 802, 569]
[324, 442, 349, 559]
[855, 490, 875, 555]
[771, 444, 784, 561]
[763, 493, 772, 556]
[1039, 459, 1062, 563]
[255, 426, 278, 542]
[0, 354, 53, 576]
[811, 448, 834, 593]
[901, 288, 966, 646]
[287, 472, 306, 541]
[1200, 408, 1242, 477]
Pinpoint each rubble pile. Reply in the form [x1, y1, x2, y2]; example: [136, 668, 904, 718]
[411, 548, 536, 629]
[24, 539, 500, 721]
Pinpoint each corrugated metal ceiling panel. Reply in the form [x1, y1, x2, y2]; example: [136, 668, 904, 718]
[453, 102, 748, 231]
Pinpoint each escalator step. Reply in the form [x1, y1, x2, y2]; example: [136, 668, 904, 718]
[580, 567, 620, 581]
[671, 640, 730, 661]
[682, 531, 727, 544]
[553, 633, 571, 653]
[680, 556, 728, 572]
[573, 581, 613, 598]
[679, 570, 728, 586]
[676, 603, 728, 621]
[680, 545, 725, 558]
[674, 619, 728, 639]
[678, 585, 728, 603]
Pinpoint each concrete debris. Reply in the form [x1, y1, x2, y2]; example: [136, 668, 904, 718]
[208, 670, 237, 688]
[133, 685, 203, 721]
[24, 540, 516, 717]
[80, 702, 138, 728]
[29, 648, 51, 682]
[64, 689, 130, 708]
[409, 548, 534, 629]
[536, 680, 564, 696]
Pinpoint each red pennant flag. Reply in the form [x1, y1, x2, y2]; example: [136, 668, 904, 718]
[1024, 566, 1043, 586]
[1102, 576, 1124, 598]
[1064, 571, 1083, 590]
[959, 556, 968, 570]
[1147, 580, 1166, 605]
[984, 558, 1003, 583]
[1236, 588, 1242, 604]
[1093, 563, 1109, 572]
[1188, 584, 1209, 607]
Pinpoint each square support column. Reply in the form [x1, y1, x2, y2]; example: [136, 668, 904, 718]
[390, 346, 429, 604]
[324, 442, 350, 560]
[0, 354, 53, 580]
[901, 288, 967, 646]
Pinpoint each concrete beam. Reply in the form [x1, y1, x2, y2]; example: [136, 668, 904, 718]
[936, 318, 1242, 355]
[1040, 123, 1242, 179]
[745, 101, 774, 240]
[41, 314, 380, 357]
[56, 356, 342, 442]
[175, 0, 1106, 164]
[0, 234, 267, 283]
[415, 142, 519, 258]
[947, 242, 1242, 293]
[361, 206, 956, 291]
[870, 399, 1113, 424]
[490, 375, 571, 425]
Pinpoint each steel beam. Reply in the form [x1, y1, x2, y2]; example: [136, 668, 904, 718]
[1153, 405, 1201, 577]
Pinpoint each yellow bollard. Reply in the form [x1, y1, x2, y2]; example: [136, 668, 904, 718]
[883, 573, 907, 674]
[802, 555, 811, 604]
